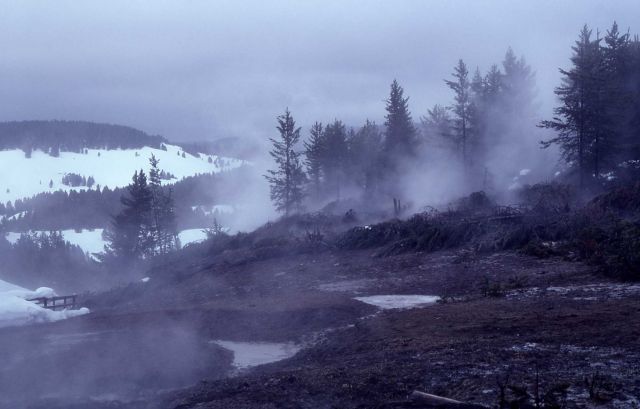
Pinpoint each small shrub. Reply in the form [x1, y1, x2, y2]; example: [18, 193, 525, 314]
[584, 370, 616, 403]
[480, 276, 504, 297]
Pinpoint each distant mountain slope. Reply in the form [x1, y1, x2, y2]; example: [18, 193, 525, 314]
[0, 120, 166, 153]
[0, 143, 244, 203]
[180, 137, 263, 160]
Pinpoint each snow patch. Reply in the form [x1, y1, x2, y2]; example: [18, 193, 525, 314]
[191, 204, 235, 216]
[60, 229, 105, 255]
[0, 279, 89, 328]
[178, 229, 209, 246]
[211, 340, 300, 369]
[2, 211, 27, 222]
[354, 295, 440, 309]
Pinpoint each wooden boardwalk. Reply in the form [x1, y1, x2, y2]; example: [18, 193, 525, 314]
[27, 295, 78, 311]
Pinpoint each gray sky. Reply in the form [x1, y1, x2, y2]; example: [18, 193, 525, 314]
[0, 0, 638, 142]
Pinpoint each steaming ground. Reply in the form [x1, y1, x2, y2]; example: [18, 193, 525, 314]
[1, 223, 638, 408]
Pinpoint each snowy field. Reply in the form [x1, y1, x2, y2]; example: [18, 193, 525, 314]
[5, 229, 106, 258]
[0, 279, 89, 328]
[354, 295, 440, 309]
[0, 144, 244, 203]
[5, 227, 210, 257]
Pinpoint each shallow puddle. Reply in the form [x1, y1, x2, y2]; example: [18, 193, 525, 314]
[211, 340, 300, 369]
[354, 295, 440, 309]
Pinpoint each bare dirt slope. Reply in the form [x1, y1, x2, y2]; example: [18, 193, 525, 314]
[5, 241, 638, 408]
[153, 249, 639, 409]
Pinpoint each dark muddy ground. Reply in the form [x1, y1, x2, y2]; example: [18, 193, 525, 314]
[4, 245, 639, 408]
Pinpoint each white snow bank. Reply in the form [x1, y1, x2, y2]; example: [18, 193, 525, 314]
[178, 229, 209, 246]
[6, 286, 56, 299]
[0, 279, 29, 293]
[211, 340, 300, 369]
[354, 295, 440, 310]
[0, 279, 56, 299]
[0, 279, 89, 328]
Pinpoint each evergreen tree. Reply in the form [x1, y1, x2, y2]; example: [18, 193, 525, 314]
[603, 22, 632, 162]
[630, 35, 640, 161]
[470, 64, 503, 159]
[421, 104, 453, 150]
[348, 120, 382, 197]
[148, 154, 178, 255]
[103, 170, 153, 266]
[484, 65, 503, 101]
[502, 47, 536, 106]
[322, 120, 349, 200]
[471, 67, 485, 96]
[383, 80, 416, 163]
[540, 26, 606, 187]
[265, 109, 306, 215]
[446, 60, 474, 167]
[24, 144, 32, 158]
[304, 122, 325, 201]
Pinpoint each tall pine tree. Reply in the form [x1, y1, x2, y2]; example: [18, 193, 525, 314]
[421, 104, 453, 150]
[603, 22, 632, 163]
[148, 154, 178, 255]
[383, 80, 416, 163]
[103, 170, 153, 267]
[265, 109, 306, 215]
[446, 60, 474, 168]
[348, 120, 382, 197]
[322, 120, 349, 201]
[540, 26, 606, 188]
[304, 122, 325, 201]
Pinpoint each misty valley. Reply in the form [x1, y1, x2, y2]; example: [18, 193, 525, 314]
[1, 3, 640, 409]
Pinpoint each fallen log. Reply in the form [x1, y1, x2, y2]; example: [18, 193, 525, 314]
[410, 391, 488, 408]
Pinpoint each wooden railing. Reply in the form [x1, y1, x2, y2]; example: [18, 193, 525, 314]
[27, 295, 78, 311]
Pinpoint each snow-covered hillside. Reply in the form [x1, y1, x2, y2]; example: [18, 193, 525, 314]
[0, 144, 244, 203]
[5, 228, 210, 258]
[5, 229, 106, 257]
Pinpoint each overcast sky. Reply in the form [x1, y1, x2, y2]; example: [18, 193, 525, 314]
[0, 0, 638, 142]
